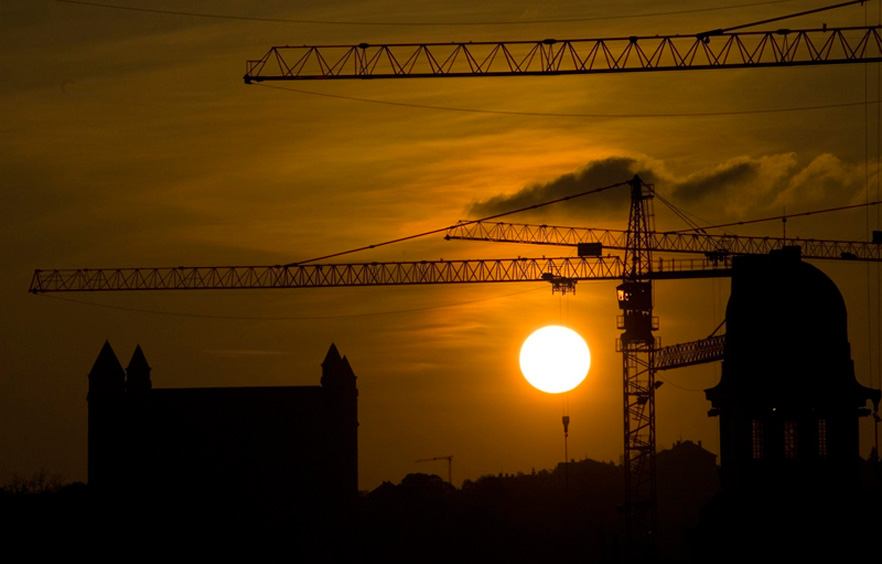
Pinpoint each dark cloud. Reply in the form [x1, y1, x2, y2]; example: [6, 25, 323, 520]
[467, 157, 658, 219]
[465, 153, 868, 227]
[671, 161, 760, 204]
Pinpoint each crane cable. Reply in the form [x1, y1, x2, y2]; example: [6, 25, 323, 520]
[39, 283, 546, 320]
[865, 0, 874, 398]
[292, 184, 882, 266]
[653, 190, 712, 235]
[51, 0, 797, 27]
[287, 180, 629, 265]
[867, 2, 882, 396]
[698, 0, 868, 37]
[256, 83, 879, 120]
[669, 199, 882, 233]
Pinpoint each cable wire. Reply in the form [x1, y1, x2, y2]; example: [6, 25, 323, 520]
[52, 0, 797, 27]
[654, 191, 709, 234]
[288, 180, 629, 265]
[700, 0, 867, 36]
[39, 285, 546, 320]
[670, 199, 882, 233]
[256, 83, 876, 119]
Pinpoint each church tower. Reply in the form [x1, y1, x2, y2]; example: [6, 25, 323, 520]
[125, 344, 151, 393]
[321, 343, 359, 505]
[87, 341, 126, 491]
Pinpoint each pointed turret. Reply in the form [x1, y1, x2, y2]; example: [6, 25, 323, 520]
[88, 340, 125, 396]
[322, 342, 341, 367]
[126, 344, 152, 392]
[340, 355, 355, 379]
[88, 341, 126, 490]
[319, 343, 358, 506]
[322, 343, 355, 390]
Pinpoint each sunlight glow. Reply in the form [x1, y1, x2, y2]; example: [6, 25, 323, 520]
[520, 326, 591, 394]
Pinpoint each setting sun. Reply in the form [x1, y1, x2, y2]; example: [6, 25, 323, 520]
[520, 326, 591, 394]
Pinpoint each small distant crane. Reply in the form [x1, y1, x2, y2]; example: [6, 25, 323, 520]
[415, 456, 453, 486]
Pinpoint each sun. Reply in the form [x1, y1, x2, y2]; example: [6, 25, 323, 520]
[520, 326, 591, 394]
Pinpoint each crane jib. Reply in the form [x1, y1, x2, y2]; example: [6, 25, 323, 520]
[244, 26, 882, 82]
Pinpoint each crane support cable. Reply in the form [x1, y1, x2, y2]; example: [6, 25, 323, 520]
[287, 180, 629, 266]
[670, 199, 882, 233]
[256, 83, 878, 119]
[653, 190, 708, 234]
[700, 0, 868, 37]
[38, 284, 545, 320]
[244, 25, 882, 82]
[707, 319, 727, 339]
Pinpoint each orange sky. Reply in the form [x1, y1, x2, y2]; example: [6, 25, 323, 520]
[3, 0, 882, 491]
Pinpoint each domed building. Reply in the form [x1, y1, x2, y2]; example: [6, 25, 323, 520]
[706, 247, 878, 490]
[699, 247, 880, 558]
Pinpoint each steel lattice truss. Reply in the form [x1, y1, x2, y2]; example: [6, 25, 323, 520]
[620, 178, 658, 549]
[654, 334, 727, 371]
[28, 256, 738, 294]
[244, 26, 882, 82]
[446, 221, 882, 261]
[622, 346, 655, 546]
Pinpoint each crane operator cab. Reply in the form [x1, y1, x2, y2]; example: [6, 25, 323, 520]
[617, 281, 656, 345]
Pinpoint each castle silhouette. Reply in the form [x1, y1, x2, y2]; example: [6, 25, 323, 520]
[86, 341, 358, 526]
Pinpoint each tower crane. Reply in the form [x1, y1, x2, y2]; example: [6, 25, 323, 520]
[232, 5, 882, 551]
[415, 456, 454, 485]
[31, 3, 882, 554]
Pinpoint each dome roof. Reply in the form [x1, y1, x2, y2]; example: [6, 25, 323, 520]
[706, 248, 872, 409]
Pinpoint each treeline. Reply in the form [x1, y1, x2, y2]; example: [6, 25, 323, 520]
[0, 442, 717, 560]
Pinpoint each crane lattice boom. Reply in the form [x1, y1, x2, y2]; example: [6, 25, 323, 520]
[29, 255, 736, 294]
[445, 221, 882, 261]
[654, 335, 727, 372]
[244, 26, 882, 82]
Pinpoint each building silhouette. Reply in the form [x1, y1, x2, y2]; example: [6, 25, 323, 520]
[656, 440, 719, 558]
[706, 248, 879, 490]
[87, 341, 358, 524]
[700, 248, 880, 559]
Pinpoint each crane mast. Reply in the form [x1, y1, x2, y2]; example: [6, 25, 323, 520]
[618, 176, 658, 549]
